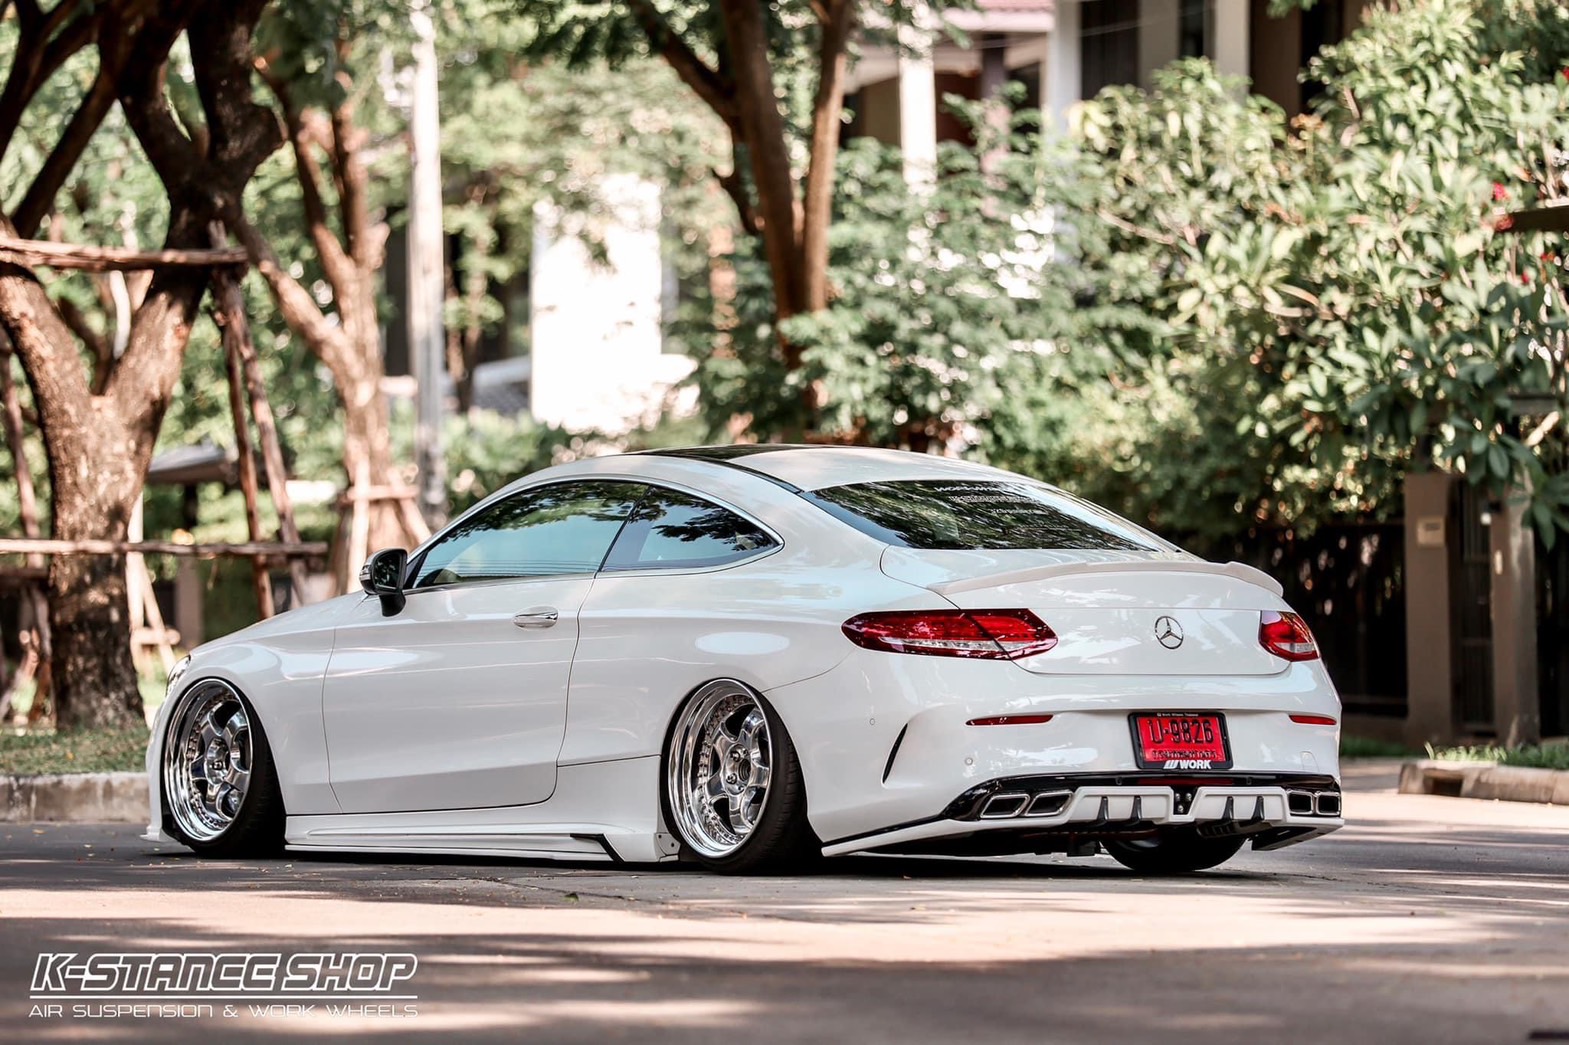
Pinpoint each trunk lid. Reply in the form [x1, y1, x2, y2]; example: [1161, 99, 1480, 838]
[880, 548, 1288, 676]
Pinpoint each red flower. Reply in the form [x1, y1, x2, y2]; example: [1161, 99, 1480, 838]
[1492, 183, 1510, 201]
[1562, 67, 1569, 81]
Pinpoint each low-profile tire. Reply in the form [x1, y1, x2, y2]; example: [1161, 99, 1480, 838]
[1104, 831, 1245, 874]
[161, 678, 285, 857]
[662, 679, 818, 874]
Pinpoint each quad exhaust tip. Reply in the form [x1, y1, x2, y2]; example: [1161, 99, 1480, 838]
[1288, 790, 1342, 817]
[1024, 791, 1072, 818]
[979, 793, 1030, 819]
[979, 790, 1073, 819]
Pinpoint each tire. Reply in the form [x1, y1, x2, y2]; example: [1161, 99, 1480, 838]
[662, 679, 818, 874]
[1104, 831, 1245, 874]
[160, 678, 285, 857]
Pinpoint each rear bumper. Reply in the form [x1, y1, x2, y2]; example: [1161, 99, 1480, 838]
[768, 651, 1344, 846]
[821, 772, 1343, 857]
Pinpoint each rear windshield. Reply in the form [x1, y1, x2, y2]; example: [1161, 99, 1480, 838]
[805, 479, 1166, 551]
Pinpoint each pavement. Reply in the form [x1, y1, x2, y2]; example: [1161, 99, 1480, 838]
[2, 760, 1567, 1044]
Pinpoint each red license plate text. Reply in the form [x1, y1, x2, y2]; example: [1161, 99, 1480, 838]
[1131, 713, 1231, 770]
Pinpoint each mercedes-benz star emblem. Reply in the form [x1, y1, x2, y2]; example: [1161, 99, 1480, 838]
[1154, 616, 1184, 650]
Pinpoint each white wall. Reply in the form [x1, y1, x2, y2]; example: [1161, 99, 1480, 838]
[529, 174, 694, 435]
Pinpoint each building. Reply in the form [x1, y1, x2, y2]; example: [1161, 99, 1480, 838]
[845, 0, 1371, 163]
[472, 2, 1377, 438]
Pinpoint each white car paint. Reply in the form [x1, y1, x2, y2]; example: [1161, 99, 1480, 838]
[146, 446, 1343, 863]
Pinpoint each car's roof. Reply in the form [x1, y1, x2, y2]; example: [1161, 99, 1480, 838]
[634, 444, 1021, 493]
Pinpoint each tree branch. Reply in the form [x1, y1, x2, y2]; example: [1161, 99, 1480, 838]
[0, 0, 97, 159]
[13, 0, 43, 34]
[224, 206, 354, 376]
[329, 96, 372, 268]
[12, 64, 118, 237]
[0, 236, 248, 269]
[260, 72, 359, 298]
[626, 0, 740, 133]
[0, 217, 90, 442]
[716, 153, 760, 237]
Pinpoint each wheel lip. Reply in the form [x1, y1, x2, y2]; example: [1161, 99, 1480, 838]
[666, 679, 776, 860]
[161, 678, 254, 844]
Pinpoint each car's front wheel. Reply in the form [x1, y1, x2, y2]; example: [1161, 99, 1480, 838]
[161, 678, 284, 856]
[663, 679, 817, 873]
[1104, 831, 1245, 874]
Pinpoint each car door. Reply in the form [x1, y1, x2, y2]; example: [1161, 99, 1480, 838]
[321, 480, 645, 814]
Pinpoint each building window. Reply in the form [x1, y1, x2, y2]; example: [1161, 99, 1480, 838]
[1081, 0, 1140, 98]
[1179, 0, 1208, 59]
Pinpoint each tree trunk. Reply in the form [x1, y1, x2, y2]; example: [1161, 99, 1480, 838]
[801, 1, 855, 314]
[0, 0, 280, 728]
[716, 0, 807, 331]
[48, 528, 140, 729]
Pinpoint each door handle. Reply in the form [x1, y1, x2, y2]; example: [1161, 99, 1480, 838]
[512, 607, 559, 629]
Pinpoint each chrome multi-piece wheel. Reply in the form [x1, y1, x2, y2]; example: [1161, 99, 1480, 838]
[664, 679, 816, 872]
[161, 678, 282, 854]
[668, 681, 775, 858]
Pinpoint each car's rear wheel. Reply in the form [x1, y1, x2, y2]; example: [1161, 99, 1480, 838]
[663, 679, 816, 873]
[161, 679, 284, 857]
[1104, 831, 1245, 874]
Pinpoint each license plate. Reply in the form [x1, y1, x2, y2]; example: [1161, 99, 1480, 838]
[1130, 713, 1232, 770]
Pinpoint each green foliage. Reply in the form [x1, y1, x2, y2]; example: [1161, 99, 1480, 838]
[681, 0, 1569, 542]
[439, 411, 582, 513]
[1427, 742, 1569, 771]
[1294, 0, 1569, 540]
[681, 100, 1145, 450]
[1067, 2, 1569, 538]
[1341, 735, 1420, 759]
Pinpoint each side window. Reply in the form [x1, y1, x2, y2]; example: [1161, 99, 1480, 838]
[603, 486, 777, 572]
[411, 482, 645, 588]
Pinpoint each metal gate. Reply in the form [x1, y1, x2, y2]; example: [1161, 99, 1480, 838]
[1189, 522, 1408, 719]
[1451, 482, 1495, 733]
[1537, 532, 1569, 737]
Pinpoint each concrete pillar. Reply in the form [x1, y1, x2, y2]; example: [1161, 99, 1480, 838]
[1211, 0, 1250, 81]
[174, 558, 203, 650]
[1490, 489, 1541, 745]
[1140, 0, 1180, 89]
[897, 27, 937, 188]
[1044, 0, 1082, 130]
[1404, 472, 1457, 746]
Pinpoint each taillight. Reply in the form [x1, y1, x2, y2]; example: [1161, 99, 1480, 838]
[842, 610, 1058, 660]
[1289, 714, 1337, 726]
[1260, 611, 1319, 662]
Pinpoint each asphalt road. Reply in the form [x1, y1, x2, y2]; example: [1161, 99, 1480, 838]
[3, 761, 1567, 1045]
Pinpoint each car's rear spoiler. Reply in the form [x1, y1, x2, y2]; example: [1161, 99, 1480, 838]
[928, 559, 1285, 598]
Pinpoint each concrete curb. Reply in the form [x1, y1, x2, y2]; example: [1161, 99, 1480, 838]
[1398, 760, 1569, 806]
[1, 771, 147, 823]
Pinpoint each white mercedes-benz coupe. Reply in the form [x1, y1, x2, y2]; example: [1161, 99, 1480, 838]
[146, 445, 1343, 874]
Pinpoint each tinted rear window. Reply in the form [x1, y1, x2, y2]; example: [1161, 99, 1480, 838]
[806, 480, 1163, 551]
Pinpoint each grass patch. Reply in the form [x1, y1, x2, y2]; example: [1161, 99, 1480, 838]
[1427, 743, 1569, 772]
[0, 727, 150, 775]
[1340, 735, 1419, 759]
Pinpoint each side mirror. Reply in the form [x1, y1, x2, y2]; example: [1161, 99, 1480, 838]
[360, 548, 408, 616]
